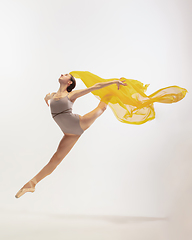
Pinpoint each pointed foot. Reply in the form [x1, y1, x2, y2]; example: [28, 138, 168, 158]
[15, 187, 35, 198]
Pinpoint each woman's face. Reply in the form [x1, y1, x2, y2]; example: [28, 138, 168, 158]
[59, 73, 72, 85]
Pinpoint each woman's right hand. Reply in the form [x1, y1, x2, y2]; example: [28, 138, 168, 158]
[115, 78, 127, 90]
[44, 93, 51, 106]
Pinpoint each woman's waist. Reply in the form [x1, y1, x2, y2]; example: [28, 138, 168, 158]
[51, 108, 72, 118]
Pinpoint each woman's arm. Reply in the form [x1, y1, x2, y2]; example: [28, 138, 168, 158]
[94, 79, 127, 90]
[44, 92, 56, 106]
[69, 79, 127, 102]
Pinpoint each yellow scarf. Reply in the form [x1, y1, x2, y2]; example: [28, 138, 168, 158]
[70, 71, 187, 124]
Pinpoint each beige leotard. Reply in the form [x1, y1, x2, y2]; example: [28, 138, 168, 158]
[50, 93, 84, 135]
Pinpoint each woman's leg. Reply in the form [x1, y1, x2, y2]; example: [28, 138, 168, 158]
[31, 134, 80, 184]
[79, 100, 107, 131]
[15, 134, 80, 198]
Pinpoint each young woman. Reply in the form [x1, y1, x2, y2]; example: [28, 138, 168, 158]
[15, 73, 127, 198]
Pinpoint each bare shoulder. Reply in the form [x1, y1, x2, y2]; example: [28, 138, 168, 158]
[68, 86, 96, 101]
[68, 90, 79, 96]
[68, 90, 79, 102]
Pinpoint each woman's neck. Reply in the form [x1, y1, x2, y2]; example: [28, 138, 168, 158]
[57, 84, 68, 94]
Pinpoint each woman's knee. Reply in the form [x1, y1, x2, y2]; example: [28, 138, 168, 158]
[101, 105, 107, 112]
[98, 101, 107, 112]
[49, 151, 63, 167]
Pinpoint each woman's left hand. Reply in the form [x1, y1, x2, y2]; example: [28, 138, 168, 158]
[116, 78, 127, 90]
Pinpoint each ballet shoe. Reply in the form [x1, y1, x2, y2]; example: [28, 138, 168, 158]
[15, 186, 35, 198]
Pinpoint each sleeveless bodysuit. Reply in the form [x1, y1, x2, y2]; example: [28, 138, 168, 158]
[50, 93, 84, 135]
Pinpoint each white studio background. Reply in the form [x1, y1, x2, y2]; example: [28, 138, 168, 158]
[0, 0, 191, 219]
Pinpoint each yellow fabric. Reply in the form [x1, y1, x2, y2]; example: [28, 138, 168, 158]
[70, 71, 188, 124]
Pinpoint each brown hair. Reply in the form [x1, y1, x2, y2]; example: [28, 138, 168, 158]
[67, 74, 76, 92]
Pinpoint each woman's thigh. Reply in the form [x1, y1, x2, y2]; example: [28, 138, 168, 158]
[56, 134, 80, 159]
[79, 104, 106, 131]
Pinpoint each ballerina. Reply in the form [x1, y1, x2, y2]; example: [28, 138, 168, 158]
[15, 73, 127, 198]
[15, 71, 187, 198]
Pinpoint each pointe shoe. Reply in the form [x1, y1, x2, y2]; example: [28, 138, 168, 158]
[15, 187, 35, 198]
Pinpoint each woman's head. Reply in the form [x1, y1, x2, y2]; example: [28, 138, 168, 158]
[67, 74, 76, 92]
[59, 73, 76, 92]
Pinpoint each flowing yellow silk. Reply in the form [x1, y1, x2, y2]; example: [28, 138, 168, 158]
[70, 71, 188, 124]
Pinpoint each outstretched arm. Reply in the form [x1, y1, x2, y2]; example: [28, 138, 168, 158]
[69, 78, 127, 102]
